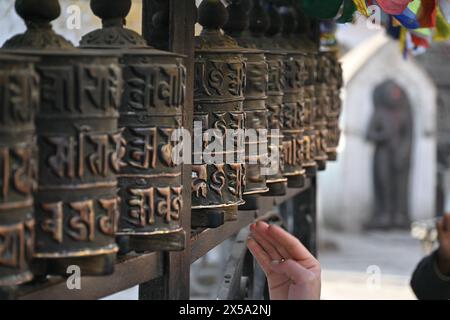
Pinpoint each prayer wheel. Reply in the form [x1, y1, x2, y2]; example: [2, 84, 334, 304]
[292, 4, 319, 176]
[192, 0, 246, 226]
[0, 54, 38, 287]
[4, 0, 122, 275]
[314, 51, 330, 171]
[265, 2, 307, 188]
[224, 0, 270, 210]
[324, 50, 343, 161]
[245, 0, 288, 196]
[80, 0, 186, 252]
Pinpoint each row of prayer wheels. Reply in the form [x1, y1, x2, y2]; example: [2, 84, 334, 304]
[0, 0, 342, 290]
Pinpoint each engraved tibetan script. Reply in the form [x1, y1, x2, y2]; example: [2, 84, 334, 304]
[126, 187, 182, 227]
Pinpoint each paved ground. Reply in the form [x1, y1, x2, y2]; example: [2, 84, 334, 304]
[319, 229, 428, 300]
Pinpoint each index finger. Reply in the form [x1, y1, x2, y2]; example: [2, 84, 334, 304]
[267, 224, 317, 267]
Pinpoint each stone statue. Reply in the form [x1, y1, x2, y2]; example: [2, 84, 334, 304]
[366, 80, 413, 229]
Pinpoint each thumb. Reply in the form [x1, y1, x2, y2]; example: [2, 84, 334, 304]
[270, 259, 316, 285]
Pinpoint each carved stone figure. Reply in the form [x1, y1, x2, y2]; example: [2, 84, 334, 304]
[366, 80, 413, 229]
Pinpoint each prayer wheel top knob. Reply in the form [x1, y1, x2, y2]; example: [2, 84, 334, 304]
[265, 2, 282, 37]
[80, 0, 147, 48]
[297, 13, 311, 35]
[198, 0, 229, 31]
[223, 0, 251, 36]
[249, 0, 269, 36]
[4, 0, 73, 49]
[90, 0, 132, 26]
[279, 6, 297, 36]
[196, 0, 239, 49]
[15, 0, 60, 24]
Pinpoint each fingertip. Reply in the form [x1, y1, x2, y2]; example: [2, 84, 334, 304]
[267, 224, 283, 235]
[247, 237, 259, 249]
[255, 220, 270, 232]
[267, 223, 280, 230]
[255, 220, 266, 227]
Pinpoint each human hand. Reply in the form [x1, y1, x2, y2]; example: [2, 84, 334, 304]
[247, 221, 321, 300]
[437, 214, 450, 276]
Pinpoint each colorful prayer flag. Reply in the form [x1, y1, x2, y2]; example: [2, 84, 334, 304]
[377, 0, 414, 15]
[353, 0, 370, 16]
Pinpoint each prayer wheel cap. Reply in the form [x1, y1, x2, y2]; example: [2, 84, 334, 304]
[279, 6, 297, 35]
[265, 2, 282, 37]
[15, 0, 60, 22]
[90, 0, 132, 21]
[198, 0, 229, 30]
[223, 0, 251, 36]
[5, 0, 73, 49]
[80, 0, 147, 48]
[249, 0, 270, 36]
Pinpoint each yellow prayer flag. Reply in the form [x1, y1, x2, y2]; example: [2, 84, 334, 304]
[353, 0, 370, 17]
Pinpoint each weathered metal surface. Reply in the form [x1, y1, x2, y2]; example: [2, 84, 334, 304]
[324, 50, 343, 161]
[142, 0, 170, 51]
[0, 54, 38, 288]
[224, 0, 270, 210]
[302, 56, 319, 175]
[192, 0, 246, 226]
[80, 0, 186, 252]
[0, 0, 321, 301]
[4, 0, 122, 276]
[263, 50, 288, 195]
[314, 52, 330, 171]
[3, 0, 73, 50]
[265, 3, 306, 188]
[32, 51, 122, 276]
[237, 0, 288, 196]
[291, 4, 319, 176]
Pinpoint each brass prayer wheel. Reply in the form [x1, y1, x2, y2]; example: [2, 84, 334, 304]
[80, 0, 186, 253]
[302, 55, 319, 175]
[0, 54, 38, 287]
[241, 0, 288, 196]
[292, 5, 319, 177]
[266, 2, 307, 188]
[224, 0, 270, 210]
[192, 0, 246, 227]
[263, 50, 288, 195]
[314, 51, 330, 171]
[323, 50, 343, 161]
[4, 0, 122, 276]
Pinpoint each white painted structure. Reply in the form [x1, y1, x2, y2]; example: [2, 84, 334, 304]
[319, 34, 437, 232]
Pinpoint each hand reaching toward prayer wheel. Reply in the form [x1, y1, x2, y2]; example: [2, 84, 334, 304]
[247, 221, 321, 300]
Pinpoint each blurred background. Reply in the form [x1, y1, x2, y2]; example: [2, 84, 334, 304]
[1, 0, 448, 300]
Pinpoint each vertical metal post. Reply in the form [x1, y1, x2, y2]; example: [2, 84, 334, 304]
[140, 0, 195, 300]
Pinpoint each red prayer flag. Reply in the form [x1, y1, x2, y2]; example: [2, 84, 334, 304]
[377, 0, 414, 14]
[411, 33, 430, 47]
[417, 0, 437, 27]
